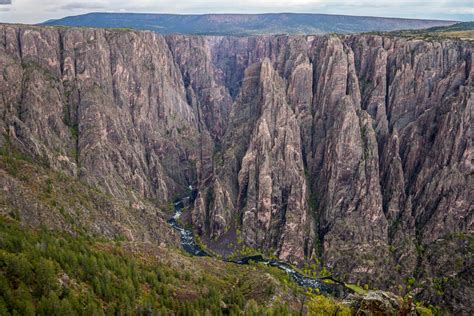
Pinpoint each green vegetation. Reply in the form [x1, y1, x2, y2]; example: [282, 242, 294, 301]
[227, 245, 263, 260]
[306, 291, 351, 316]
[113, 28, 135, 32]
[301, 259, 332, 279]
[384, 22, 474, 44]
[416, 303, 434, 316]
[345, 283, 368, 295]
[0, 216, 314, 315]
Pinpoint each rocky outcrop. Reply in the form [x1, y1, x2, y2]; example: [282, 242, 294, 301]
[194, 34, 473, 313]
[346, 290, 416, 315]
[165, 35, 231, 142]
[0, 25, 199, 204]
[0, 157, 179, 246]
[305, 37, 391, 285]
[0, 25, 472, 313]
[236, 59, 311, 262]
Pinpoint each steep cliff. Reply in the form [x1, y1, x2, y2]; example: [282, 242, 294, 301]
[0, 24, 472, 313]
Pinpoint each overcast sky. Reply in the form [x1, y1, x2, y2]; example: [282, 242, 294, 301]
[0, 0, 473, 24]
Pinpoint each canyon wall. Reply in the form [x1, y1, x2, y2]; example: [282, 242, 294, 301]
[0, 25, 472, 313]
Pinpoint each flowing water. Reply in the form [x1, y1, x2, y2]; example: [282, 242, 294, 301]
[167, 196, 208, 257]
[167, 191, 345, 296]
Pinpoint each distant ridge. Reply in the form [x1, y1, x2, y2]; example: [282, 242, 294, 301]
[42, 12, 457, 35]
[389, 21, 474, 43]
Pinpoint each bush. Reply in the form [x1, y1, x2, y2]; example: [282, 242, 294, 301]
[416, 306, 433, 316]
[306, 293, 351, 316]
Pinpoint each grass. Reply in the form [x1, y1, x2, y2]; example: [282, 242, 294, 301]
[345, 283, 368, 295]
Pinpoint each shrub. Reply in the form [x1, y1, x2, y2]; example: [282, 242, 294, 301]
[306, 293, 351, 316]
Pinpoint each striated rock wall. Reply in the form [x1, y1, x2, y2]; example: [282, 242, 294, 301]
[0, 24, 472, 313]
[196, 34, 473, 313]
[0, 25, 200, 204]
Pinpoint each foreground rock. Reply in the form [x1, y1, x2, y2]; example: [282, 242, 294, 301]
[346, 291, 416, 315]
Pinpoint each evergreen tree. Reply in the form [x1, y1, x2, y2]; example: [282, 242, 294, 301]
[35, 258, 58, 296]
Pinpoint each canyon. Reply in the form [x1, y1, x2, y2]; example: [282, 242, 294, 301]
[0, 24, 472, 313]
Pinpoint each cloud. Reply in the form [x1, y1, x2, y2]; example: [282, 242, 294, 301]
[1, 0, 473, 24]
[59, 2, 107, 10]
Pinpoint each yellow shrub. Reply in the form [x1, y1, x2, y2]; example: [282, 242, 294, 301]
[306, 294, 351, 316]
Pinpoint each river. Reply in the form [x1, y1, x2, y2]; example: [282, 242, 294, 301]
[167, 190, 346, 296]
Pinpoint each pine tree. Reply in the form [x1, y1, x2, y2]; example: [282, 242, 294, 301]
[35, 258, 58, 296]
[13, 282, 35, 316]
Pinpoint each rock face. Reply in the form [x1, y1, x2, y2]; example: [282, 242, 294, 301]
[0, 25, 472, 313]
[346, 290, 416, 315]
[0, 25, 199, 203]
[236, 59, 310, 262]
